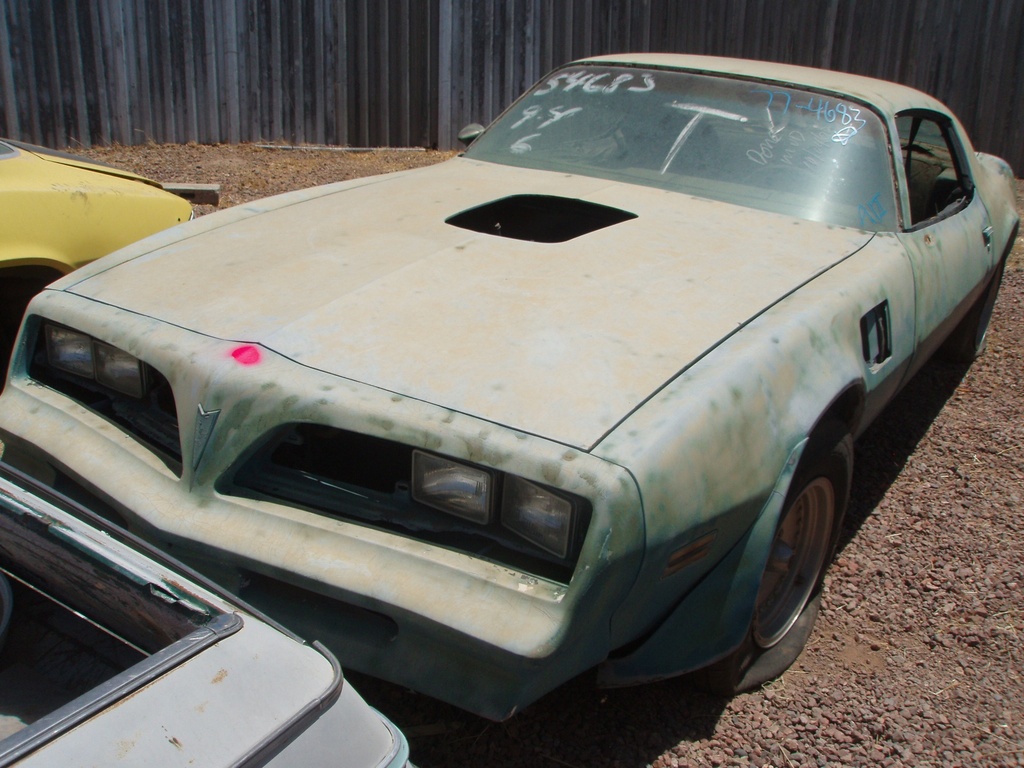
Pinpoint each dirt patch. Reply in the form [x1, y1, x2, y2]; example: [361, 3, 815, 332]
[80, 142, 455, 214]
[50, 145, 1024, 766]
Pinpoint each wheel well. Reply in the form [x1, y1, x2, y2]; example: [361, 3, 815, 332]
[1, 265, 67, 281]
[1, 265, 65, 308]
[1, 266, 66, 372]
[811, 385, 864, 443]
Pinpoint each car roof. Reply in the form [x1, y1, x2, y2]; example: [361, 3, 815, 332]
[575, 53, 948, 117]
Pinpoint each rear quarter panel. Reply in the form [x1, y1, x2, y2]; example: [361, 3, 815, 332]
[973, 151, 1021, 257]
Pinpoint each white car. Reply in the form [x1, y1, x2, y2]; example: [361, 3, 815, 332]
[0, 463, 411, 767]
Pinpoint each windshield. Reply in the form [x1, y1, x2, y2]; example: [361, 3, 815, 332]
[464, 65, 897, 231]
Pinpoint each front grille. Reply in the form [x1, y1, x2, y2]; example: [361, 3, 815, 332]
[228, 423, 588, 583]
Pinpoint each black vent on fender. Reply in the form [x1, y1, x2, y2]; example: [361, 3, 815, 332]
[446, 195, 637, 242]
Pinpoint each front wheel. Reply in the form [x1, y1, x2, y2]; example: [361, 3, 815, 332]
[697, 431, 852, 695]
[752, 475, 835, 648]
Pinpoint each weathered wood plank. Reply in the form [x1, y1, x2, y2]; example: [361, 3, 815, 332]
[107, 0, 132, 144]
[0, 2, 19, 137]
[223, 0, 241, 144]
[161, 182, 221, 205]
[313, 0, 326, 145]
[40, 1, 66, 148]
[130, 1, 153, 143]
[269, 0, 283, 141]
[66, 4, 90, 146]
[290, 0, 304, 144]
[334, 0, 349, 146]
[437, 0, 453, 146]
[85, 2, 109, 143]
[202, 0, 219, 143]
[156, 0, 176, 143]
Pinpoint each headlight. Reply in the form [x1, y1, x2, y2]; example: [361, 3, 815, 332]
[411, 450, 494, 523]
[411, 450, 581, 561]
[501, 476, 574, 558]
[44, 326, 93, 377]
[94, 342, 147, 398]
[44, 324, 147, 398]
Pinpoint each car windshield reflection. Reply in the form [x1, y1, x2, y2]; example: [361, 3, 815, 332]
[465, 65, 897, 231]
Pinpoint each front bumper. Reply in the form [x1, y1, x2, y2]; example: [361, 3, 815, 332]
[0, 306, 644, 720]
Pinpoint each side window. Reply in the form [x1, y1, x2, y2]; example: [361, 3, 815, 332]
[896, 113, 972, 227]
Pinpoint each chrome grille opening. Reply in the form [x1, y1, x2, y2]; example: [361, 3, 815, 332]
[227, 423, 589, 583]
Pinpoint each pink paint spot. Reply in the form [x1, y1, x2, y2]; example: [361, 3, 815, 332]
[230, 345, 262, 365]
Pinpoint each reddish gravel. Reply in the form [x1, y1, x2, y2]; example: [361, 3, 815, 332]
[74, 145, 1024, 767]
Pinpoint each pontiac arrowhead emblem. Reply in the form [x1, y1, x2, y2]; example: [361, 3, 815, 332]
[193, 404, 221, 471]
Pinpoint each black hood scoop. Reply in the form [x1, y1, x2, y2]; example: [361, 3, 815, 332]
[446, 194, 637, 243]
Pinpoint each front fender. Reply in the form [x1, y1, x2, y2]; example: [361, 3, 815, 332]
[0, 247, 76, 275]
[597, 437, 807, 685]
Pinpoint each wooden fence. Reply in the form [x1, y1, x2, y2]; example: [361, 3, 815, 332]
[1, 0, 1022, 172]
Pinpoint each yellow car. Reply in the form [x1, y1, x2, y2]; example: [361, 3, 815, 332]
[0, 139, 192, 368]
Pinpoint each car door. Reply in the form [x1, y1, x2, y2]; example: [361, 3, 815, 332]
[894, 110, 995, 369]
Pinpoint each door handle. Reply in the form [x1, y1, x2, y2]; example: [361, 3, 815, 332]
[982, 225, 994, 251]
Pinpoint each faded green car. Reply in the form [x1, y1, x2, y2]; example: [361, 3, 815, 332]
[0, 55, 1017, 720]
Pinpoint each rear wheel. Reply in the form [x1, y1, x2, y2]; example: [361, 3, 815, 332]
[697, 430, 852, 695]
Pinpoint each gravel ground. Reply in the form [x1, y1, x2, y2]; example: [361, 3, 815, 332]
[76, 144, 1024, 767]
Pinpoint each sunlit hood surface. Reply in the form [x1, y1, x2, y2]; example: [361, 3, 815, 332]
[64, 158, 873, 449]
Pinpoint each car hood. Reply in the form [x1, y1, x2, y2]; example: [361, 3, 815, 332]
[64, 158, 873, 449]
[3, 139, 165, 188]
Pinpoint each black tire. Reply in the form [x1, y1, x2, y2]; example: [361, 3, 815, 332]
[696, 429, 852, 695]
[940, 257, 1006, 363]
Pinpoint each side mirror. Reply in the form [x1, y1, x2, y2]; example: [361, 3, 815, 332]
[457, 123, 485, 146]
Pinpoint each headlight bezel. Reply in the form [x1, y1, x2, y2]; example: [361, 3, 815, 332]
[28, 319, 183, 472]
[411, 449, 581, 561]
